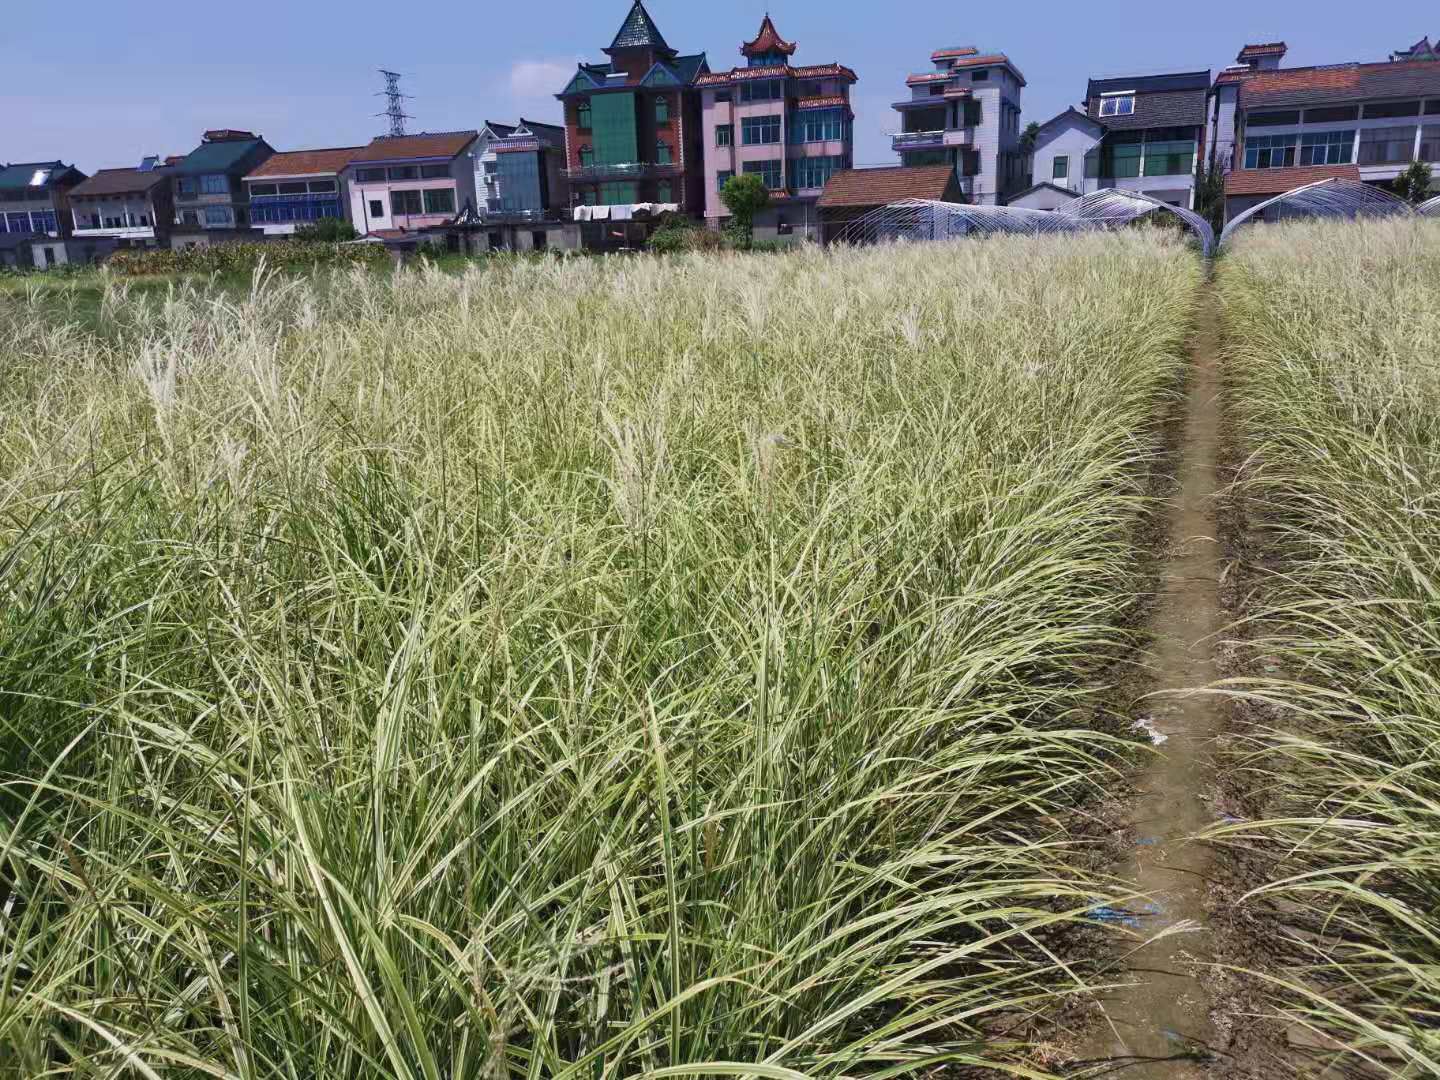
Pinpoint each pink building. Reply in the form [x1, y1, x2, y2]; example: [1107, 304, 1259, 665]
[697, 16, 856, 241]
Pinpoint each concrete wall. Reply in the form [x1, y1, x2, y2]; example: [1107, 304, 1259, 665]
[1032, 117, 1102, 196]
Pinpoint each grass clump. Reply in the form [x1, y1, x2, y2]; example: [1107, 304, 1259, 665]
[1215, 218, 1440, 1076]
[0, 234, 1200, 1078]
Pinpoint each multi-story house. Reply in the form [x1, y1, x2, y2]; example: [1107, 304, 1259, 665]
[1022, 71, 1209, 210]
[1210, 41, 1440, 221]
[68, 157, 174, 254]
[557, 0, 709, 249]
[342, 131, 479, 239]
[169, 130, 275, 249]
[696, 15, 857, 241]
[244, 147, 361, 236]
[0, 160, 86, 268]
[892, 46, 1027, 205]
[470, 120, 572, 251]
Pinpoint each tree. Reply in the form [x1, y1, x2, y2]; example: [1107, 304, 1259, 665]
[1019, 121, 1041, 157]
[720, 174, 769, 248]
[1392, 161, 1433, 205]
[1194, 157, 1227, 234]
[295, 218, 360, 242]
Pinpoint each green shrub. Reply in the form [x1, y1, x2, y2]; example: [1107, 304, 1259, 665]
[107, 240, 389, 277]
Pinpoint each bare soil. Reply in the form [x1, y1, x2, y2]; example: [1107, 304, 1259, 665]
[1071, 289, 1227, 1077]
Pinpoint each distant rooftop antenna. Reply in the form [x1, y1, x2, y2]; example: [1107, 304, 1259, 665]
[376, 69, 413, 137]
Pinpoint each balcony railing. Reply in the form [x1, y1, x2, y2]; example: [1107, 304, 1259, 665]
[890, 131, 946, 151]
[564, 162, 683, 182]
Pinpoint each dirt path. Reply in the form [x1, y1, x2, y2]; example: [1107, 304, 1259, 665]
[1078, 290, 1226, 1076]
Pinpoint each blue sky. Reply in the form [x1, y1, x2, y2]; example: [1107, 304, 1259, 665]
[5, 2, 1430, 171]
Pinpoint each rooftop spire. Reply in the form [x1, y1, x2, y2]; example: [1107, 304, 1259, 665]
[741, 13, 797, 58]
[606, 0, 673, 55]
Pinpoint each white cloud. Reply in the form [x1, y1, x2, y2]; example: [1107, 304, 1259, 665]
[509, 60, 575, 100]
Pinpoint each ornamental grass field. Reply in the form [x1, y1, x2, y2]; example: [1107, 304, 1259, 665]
[1217, 219, 1440, 1077]
[0, 236, 1199, 1078]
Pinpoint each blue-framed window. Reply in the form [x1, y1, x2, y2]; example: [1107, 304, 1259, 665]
[716, 124, 733, 147]
[743, 158, 783, 190]
[742, 115, 782, 145]
[33, 210, 57, 233]
[204, 206, 232, 226]
[6, 212, 30, 233]
[1244, 134, 1296, 169]
[788, 154, 843, 190]
[655, 140, 672, 164]
[200, 174, 228, 194]
[1299, 130, 1355, 166]
[740, 79, 782, 103]
[717, 170, 733, 193]
[176, 177, 198, 196]
[789, 108, 846, 143]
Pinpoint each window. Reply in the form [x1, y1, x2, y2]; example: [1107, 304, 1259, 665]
[971, 69, 989, 82]
[182, 210, 199, 225]
[420, 165, 449, 179]
[250, 183, 278, 196]
[1099, 94, 1135, 117]
[716, 124, 733, 146]
[742, 158, 783, 190]
[583, 189, 597, 205]
[791, 107, 846, 143]
[369, 199, 385, 218]
[1428, 100, 1440, 116]
[176, 177, 197, 196]
[357, 167, 386, 182]
[742, 115, 782, 145]
[1359, 126, 1417, 165]
[1247, 110, 1300, 127]
[789, 154, 843, 190]
[33, 210, 57, 233]
[580, 146, 595, 167]
[656, 180, 672, 202]
[200, 174, 228, 194]
[388, 166, 418, 180]
[1052, 155, 1069, 180]
[203, 206, 232, 226]
[717, 170, 733, 193]
[577, 101, 592, 128]
[139, 215, 149, 226]
[716, 91, 732, 103]
[391, 190, 424, 214]
[962, 99, 982, 127]
[279, 182, 307, 194]
[655, 140, 672, 164]
[1243, 133, 1296, 169]
[655, 96, 669, 124]
[423, 188, 455, 214]
[1304, 105, 1360, 124]
[740, 79, 781, 103]
[1299, 130, 1355, 166]
[1422, 126, 1440, 162]
[309, 179, 338, 193]
[1364, 100, 1421, 120]
[1108, 142, 1143, 178]
[1142, 140, 1194, 176]
[960, 148, 981, 176]
[929, 84, 946, 96]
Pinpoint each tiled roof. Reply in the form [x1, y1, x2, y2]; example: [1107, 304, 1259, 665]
[697, 62, 856, 87]
[0, 161, 71, 191]
[350, 131, 478, 163]
[608, 0, 671, 53]
[817, 165, 957, 208]
[1238, 43, 1288, 59]
[932, 47, 979, 61]
[172, 137, 268, 176]
[1224, 163, 1360, 196]
[1088, 88, 1209, 130]
[795, 95, 849, 110]
[246, 146, 363, 179]
[69, 167, 169, 198]
[742, 14, 796, 58]
[1240, 60, 1440, 108]
[1214, 67, 1252, 86]
[1089, 71, 1211, 97]
[906, 72, 951, 85]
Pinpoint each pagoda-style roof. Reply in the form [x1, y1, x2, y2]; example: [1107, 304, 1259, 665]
[741, 14, 796, 58]
[606, 0, 674, 56]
